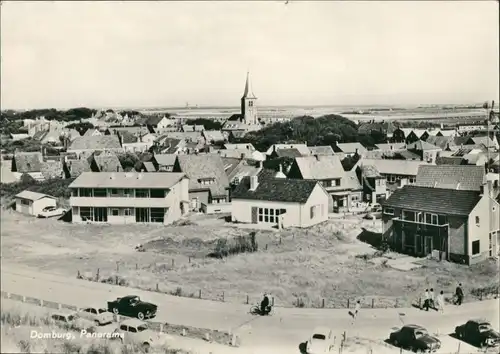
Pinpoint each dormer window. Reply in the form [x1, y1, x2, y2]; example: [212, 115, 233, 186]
[198, 178, 215, 185]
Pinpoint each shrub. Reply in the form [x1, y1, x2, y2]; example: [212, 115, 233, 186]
[209, 232, 258, 258]
[1, 178, 75, 201]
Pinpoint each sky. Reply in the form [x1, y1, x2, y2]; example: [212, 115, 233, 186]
[1, 1, 499, 110]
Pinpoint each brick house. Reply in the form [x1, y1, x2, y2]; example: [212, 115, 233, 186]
[381, 184, 499, 265]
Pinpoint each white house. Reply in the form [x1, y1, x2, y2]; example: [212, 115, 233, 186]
[15, 190, 57, 216]
[69, 171, 190, 225]
[231, 172, 329, 228]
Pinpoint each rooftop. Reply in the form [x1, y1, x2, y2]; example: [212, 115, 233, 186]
[68, 135, 122, 151]
[69, 172, 186, 189]
[416, 165, 485, 191]
[294, 155, 345, 179]
[358, 158, 430, 176]
[382, 186, 481, 216]
[16, 190, 56, 201]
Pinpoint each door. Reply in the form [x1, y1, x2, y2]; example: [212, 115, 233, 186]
[190, 198, 198, 210]
[135, 208, 150, 223]
[424, 236, 433, 255]
[251, 207, 258, 223]
[94, 208, 108, 222]
[415, 235, 422, 255]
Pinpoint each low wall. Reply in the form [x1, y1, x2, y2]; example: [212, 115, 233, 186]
[201, 202, 232, 214]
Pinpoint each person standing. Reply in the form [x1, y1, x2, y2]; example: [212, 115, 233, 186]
[455, 283, 464, 306]
[429, 288, 435, 310]
[351, 300, 361, 324]
[423, 289, 430, 311]
[436, 291, 445, 313]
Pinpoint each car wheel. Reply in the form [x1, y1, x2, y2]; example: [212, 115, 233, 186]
[142, 342, 150, 353]
[137, 312, 145, 320]
[94, 320, 100, 326]
[112, 308, 119, 315]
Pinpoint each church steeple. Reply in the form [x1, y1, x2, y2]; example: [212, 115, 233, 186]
[242, 71, 256, 99]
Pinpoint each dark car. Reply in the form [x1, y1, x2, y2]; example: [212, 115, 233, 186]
[389, 324, 441, 353]
[107, 295, 157, 320]
[455, 319, 500, 348]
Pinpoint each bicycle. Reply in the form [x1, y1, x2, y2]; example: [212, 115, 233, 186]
[249, 304, 273, 316]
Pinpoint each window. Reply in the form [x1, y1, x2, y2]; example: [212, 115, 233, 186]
[128, 327, 137, 333]
[150, 189, 166, 198]
[123, 189, 132, 197]
[110, 189, 120, 196]
[310, 205, 318, 219]
[388, 175, 396, 183]
[20, 199, 30, 206]
[258, 207, 286, 223]
[80, 207, 93, 221]
[248, 101, 253, 107]
[431, 214, 438, 225]
[150, 208, 165, 223]
[475, 216, 480, 225]
[79, 188, 93, 197]
[111, 209, 119, 216]
[135, 189, 149, 198]
[71, 189, 79, 197]
[120, 325, 127, 331]
[124, 208, 132, 216]
[383, 208, 394, 215]
[93, 189, 107, 197]
[402, 210, 415, 221]
[409, 177, 416, 184]
[416, 212, 424, 223]
[331, 179, 341, 187]
[472, 240, 480, 255]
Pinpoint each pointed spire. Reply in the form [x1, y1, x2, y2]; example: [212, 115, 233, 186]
[242, 71, 256, 99]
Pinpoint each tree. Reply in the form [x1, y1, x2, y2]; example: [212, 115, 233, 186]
[65, 122, 94, 135]
[341, 153, 361, 171]
[117, 152, 140, 170]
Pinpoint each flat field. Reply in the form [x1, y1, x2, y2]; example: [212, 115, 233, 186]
[1, 210, 497, 308]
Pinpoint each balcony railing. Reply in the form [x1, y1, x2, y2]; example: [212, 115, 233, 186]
[392, 217, 449, 227]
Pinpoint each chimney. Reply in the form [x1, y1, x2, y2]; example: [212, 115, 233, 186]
[390, 145, 393, 150]
[249, 175, 259, 191]
[116, 165, 120, 172]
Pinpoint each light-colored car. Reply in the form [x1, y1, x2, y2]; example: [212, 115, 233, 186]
[37, 206, 65, 218]
[79, 306, 114, 326]
[50, 311, 96, 332]
[306, 327, 335, 354]
[114, 319, 171, 351]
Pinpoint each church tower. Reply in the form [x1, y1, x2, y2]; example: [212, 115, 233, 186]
[241, 72, 258, 125]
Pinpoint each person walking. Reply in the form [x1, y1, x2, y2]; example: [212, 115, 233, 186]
[429, 288, 435, 310]
[351, 300, 361, 324]
[455, 283, 464, 306]
[436, 291, 445, 313]
[422, 289, 430, 311]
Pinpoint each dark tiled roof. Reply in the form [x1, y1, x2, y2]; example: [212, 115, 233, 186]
[396, 150, 421, 160]
[119, 131, 139, 144]
[232, 176, 319, 203]
[381, 185, 481, 216]
[453, 136, 473, 146]
[426, 136, 453, 150]
[13, 152, 43, 173]
[406, 140, 441, 151]
[174, 154, 230, 196]
[64, 159, 91, 178]
[276, 148, 303, 158]
[436, 156, 465, 165]
[416, 165, 485, 191]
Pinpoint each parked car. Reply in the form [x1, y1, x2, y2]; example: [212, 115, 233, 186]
[50, 311, 96, 332]
[455, 319, 500, 348]
[78, 306, 114, 326]
[364, 210, 382, 220]
[305, 327, 335, 353]
[389, 325, 441, 353]
[114, 319, 171, 351]
[107, 295, 157, 320]
[37, 206, 65, 218]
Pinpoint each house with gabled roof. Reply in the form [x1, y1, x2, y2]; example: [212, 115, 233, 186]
[151, 154, 177, 172]
[68, 135, 123, 159]
[358, 121, 397, 139]
[173, 154, 231, 213]
[332, 142, 368, 158]
[119, 131, 155, 153]
[11, 152, 45, 181]
[15, 190, 58, 216]
[406, 140, 442, 163]
[381, 183, 499, 265]
[265, 143, 310, 156]
[62, 158, 92, 178]
[83, 129, 103, 137]
[269, 148, 304, 159]
[224, 143, 256, 151]
[355, 158, 433, 197]
[231, 170, 330, 228]
[40, 160, 64, 179]
[69, 171, 190, 224]
[471, 136, 499, 151]
[202, 130, 226, 145]
[287, 155, 362, 212]
[182, 124, 205, 132]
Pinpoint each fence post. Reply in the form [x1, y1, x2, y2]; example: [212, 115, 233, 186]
[172, 259, 175, 268]
[265, 244, 268, 250]
[246, 295, 249, 304]
[371, 299, 374, 308]
[116, 262, 119, 272]
[96, 268, 100, 281]
[77, 270, 81, 278]
[347, 299, 350, 308]
[418, 297, 422, 309]
[395, 298, 399, 308]
[135, 263, 138, 270]
[272, 297, 275, 306]
[189, 256, 191, 263]
[222, 292, 225, 302]
[156, 283, 159, 292]
[279, 237, 282, 245]
[457, 341, 460, 353]
[199, 289, 202, 299]
[322, 298, 325, 308]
